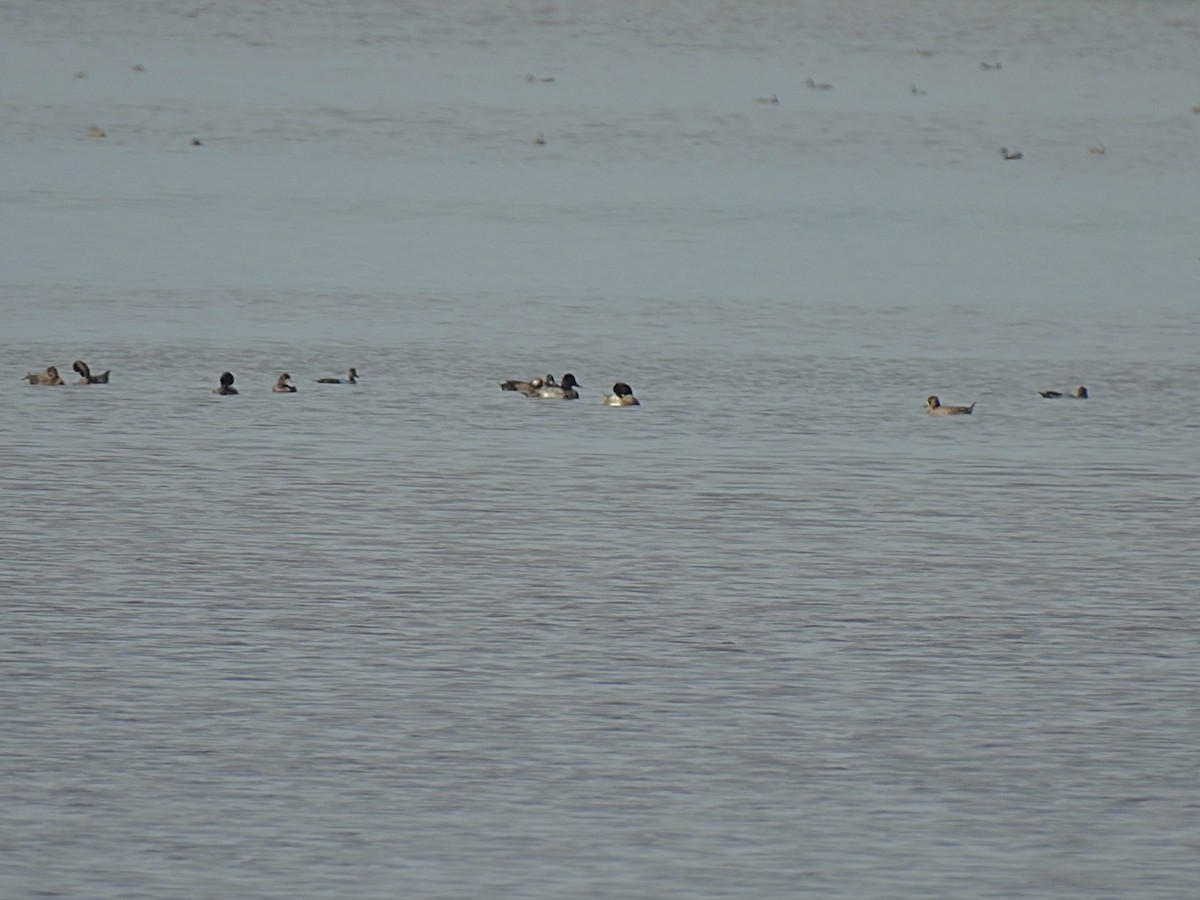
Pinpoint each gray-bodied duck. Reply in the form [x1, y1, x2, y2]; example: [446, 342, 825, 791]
[536, 373, 581, 399]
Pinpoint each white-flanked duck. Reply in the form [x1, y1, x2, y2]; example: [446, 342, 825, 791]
[317, 368, 358, 384]
[273, 373, 297, 393]
[213, 371, 238, 395]
[1038, 386, 1088, 399]
[925, 395, 975, 415]
[1000, 147, 1023, 160]
[73, 360, 109, 384]
[24, 366, 64, 385]
[536, 373, 581, 399]
[603, 382, 640, 406]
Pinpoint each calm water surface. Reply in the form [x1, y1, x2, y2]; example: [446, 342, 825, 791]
[2, 1, 1199, 897]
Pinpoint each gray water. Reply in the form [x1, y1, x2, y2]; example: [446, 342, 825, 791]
[3, 1, 1200, 897]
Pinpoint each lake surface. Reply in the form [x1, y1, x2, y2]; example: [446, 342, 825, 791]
[2, 1, 1199, 897]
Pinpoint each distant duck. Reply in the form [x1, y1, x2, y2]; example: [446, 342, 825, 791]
[213, 371, 238, 395]
[132, 64, 145, 72]
[1191, 104, 1200, 114]
[755, 94, 780, 105]
[980, 61, 1003, 71]
[910, 84, 926, 96]
[317, 368, 358, 384]
[536, 372, 581, 399]
[87, 125, 106, 139]
[23, 366, 64, 386]
[913, 48, 934, 57]
[602, 382, 640, 406]
[1088, 143, 1105, 156]
[273, 373, 297, 393]
[806, 78, 833, 90]
[525, 74, 555, 83]
[532, 131, 546, 145]
[999, 147, 1023, 160]
[925, 395, 976, 415]
[190, 137, 203, 146]
[1038, 386, 1088, 399]
[72, 360, 110, 384]
[500, 374, 548, 395]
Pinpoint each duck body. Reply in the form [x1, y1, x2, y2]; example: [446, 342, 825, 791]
[317, 368, 358, 384]
[500, 374, 553, 395]
[273, 373, 297, 393]
[534, 373, 581, 399]
[213, 371, 238, 395]
[1038, 386, 1088, 399]
[1000, 147, 1023, 160]
[603, 382, 640, 406]
[925, 395, 975, 415]
[24, 366, 64, 385]
[73, 360, 110, 384]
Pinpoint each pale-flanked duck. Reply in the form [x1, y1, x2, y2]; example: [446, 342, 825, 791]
[925, 395, 975, 415]
[24, 366, 64, 385]
[755, 94, 780, 105]
[603, 382, 640, 406]
[536, 373, 581, 399]
[213, 371, 238, 395]
[317, 368, 358, 384]
[73, 360, 109, 384]
[1038, 386, 1088, 399]
[806, 78, 833, 90]
[273, 373, 297, 393]
[1000, 147, 1023, 160]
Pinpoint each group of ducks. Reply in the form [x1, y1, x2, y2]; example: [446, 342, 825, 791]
[21, 361, 109, 385]
[213, 368, 359, 395]
[500, 373, 641, 406]
[924, 385, 1088, 415]
[22, 362, 1085, 414]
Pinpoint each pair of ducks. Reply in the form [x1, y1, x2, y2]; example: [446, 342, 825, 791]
[500, 373, 640, 406]
[925, 385, 1089, 415]
[23, 361, 109, 385]
[214, 368, 358, 395]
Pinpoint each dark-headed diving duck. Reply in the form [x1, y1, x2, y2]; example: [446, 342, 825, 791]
[213, 371, 238, 395]
[535, 373, 581, 399]
[317, 368, 358, 384]
[603, 382, 640, 406]
[73, 360, 110, 384]
[1038, 386, 1088, 399]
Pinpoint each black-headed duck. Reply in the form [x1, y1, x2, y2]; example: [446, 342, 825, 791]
[536, 373, 581, 399]
[24, 366, 64, 386]
[603, 382, 640, 406]
[213, 371, 238, 395]
[1000, 147, 1023, 160]
[1038, 386, 1088, 399]
[317, 368, 358, 384]
[273, 373, 297, 393]
[925, 395, 975, 415]
[73, 360, 110, 384]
